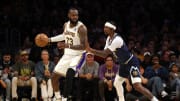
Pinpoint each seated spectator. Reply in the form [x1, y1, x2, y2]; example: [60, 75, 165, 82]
[141, 51, 152, 69]
[0, 52, 13, 101]
[0, 71, 7, 100]
[168, 53, 180, 71]
[144, 54, 169, 99]
[35, 50, 55, 101]
[98, 54, 118, 101]
[12, 50, 37, 101]
[169, 63, 180, 100]
[78, 52, 99, 101]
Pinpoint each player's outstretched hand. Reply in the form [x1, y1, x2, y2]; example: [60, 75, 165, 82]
[85, 41, 92, 52]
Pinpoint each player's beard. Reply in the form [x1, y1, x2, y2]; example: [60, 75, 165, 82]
[70, 19, 78, 25]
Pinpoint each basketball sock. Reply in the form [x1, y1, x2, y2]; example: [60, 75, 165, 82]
[151, 96, 158, 101]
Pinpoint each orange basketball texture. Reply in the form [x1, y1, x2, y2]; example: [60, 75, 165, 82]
[35, 33, 49, 47]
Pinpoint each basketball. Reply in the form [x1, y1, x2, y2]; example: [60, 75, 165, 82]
[35, 33, 49, 47]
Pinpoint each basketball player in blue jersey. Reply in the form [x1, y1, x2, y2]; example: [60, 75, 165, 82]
[86, 21, 159, 101]
[47, 8, 88, 101]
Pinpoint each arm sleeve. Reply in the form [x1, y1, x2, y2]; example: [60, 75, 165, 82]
[50, 34, 65, 42]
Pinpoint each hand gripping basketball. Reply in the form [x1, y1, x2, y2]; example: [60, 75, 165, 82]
[35, 33, 49, 47]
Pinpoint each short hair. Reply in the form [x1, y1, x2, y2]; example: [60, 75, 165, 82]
[68, 7, 78, 13]
[2, 52, 11, 56]
[105, 54, 115, 62]
[41, 49, 49, 54]
[151, 54, 160, 60]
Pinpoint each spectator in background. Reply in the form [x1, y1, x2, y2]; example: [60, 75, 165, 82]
[127, 39, 135, 52]
[169, 63, 180, 100]
[144, 55, 169, 99]
[0, 52, 13, 101]
[35, 50, 55, 101]
[12, 50, 37, 101]
[98, 54, 119, 101]
[141, 51, 152, 69]
[146, 40, 156, 55]
[168, 53, 180, 71]
[158, 40, 174, 67]
[175, 42, 180, 62]
[78, 52, 99, 101]
[0, 77, 6, 100]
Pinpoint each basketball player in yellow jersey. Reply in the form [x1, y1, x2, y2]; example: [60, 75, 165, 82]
[48, 8, 88, 101]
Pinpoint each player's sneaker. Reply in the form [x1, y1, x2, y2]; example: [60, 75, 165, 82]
[67, 96, 73, 101]
[161, 91, 168, 98]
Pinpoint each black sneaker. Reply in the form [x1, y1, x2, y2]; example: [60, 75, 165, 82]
[12, 98, 18, 101]
[161, 95, 169, 101]
[31, 97, 36, 101]
[67, 96, 73, 101]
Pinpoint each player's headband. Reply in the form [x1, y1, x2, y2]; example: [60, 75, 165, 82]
[105, 22, 116, 30]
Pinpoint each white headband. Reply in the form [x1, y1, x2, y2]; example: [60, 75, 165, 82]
[105, 22, 116, 30]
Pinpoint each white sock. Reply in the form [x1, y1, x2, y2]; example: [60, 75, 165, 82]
[55, 91, 61, 99]
[151, 96, 158, 101]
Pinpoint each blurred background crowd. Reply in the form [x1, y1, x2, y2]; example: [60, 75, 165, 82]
[0, 0, 180, 101]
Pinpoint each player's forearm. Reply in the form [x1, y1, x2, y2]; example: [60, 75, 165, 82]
[91, 49, 108, 58]
[49, 34, 65, 42]
[79, 74, 86, 78]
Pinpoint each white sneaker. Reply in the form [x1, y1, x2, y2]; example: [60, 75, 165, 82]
[62, 97, 67, 101]
[6, 99, 10, 101]
[161, 91, 168, 97]
[56, 99, 62, 101]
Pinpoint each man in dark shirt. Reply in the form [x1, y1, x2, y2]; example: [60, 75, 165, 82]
[12, 50, 37, 101]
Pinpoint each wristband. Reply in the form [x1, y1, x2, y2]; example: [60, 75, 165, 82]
[48, 38, 51, 43]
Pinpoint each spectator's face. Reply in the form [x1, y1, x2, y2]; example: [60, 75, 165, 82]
[41, 51, 49, 61]
[170, 55, 177, 62]
[68, 9, 79, 24]
[105, 57, 114, 67]
[21, 54, 29, 62]
[144, 55, 151, 62]
[86, 54, 94, 63]
[3, 54, 11, 62]
[162, 51, 170, 61]
[128, 40, 135, 50]
[171, 65, 178, 73]
[152, 56, 159, 64]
